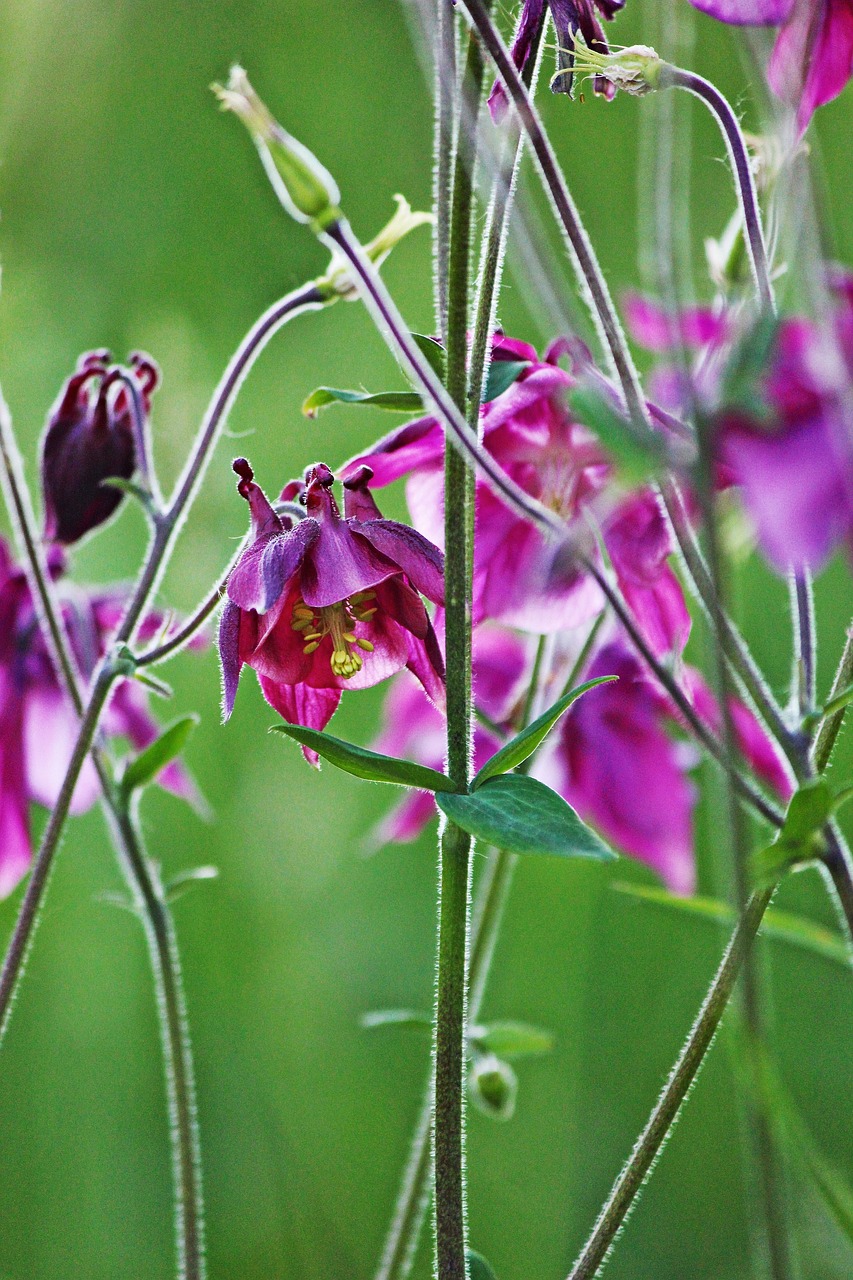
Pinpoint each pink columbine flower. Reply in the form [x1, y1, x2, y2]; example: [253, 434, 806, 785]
[627, 289, 853, 574]
[218, 459, 445, 743]
[342, 336, 691, 658]
[41, 350, 159, 545]
[0, 541, 196, 898]
[686, 0, 853, 133]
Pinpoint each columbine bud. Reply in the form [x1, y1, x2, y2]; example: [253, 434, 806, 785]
[214, 66, 341, 231]
[316, 195, 433, 301]
[41, 350, 159, 544]
[468, 1054, 518, 1122]
[554, 39, 666, 98]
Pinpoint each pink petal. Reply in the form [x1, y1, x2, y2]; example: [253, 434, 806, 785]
[227, 520, 319, 614]
[258, 675, 341, 764]
[23, 684, 100, 815]
[0, 671, 32, 898]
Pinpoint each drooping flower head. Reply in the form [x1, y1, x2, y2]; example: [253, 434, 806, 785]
[0, 539, 197, 898]
[41, 350, 159, 545]
[219, 459, 445, 742]
[488, 0, 625, 122]
[686, 0, 853, 132]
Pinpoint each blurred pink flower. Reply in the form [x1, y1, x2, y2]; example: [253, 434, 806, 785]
[219, 459, 445, 747]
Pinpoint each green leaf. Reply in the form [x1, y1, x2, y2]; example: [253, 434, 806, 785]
[483, 359, 529, 403]
[302, 386, 423, 417]
[270, 722, 458, 792]
[100, 475, 157, 513]
[121, 714, 199, 796]
[613, 882, 851, 970]
[132, 668, 173, 699]
[472, 677, 616, 788]
[360, 1009, 431, 1032]
[436, 775, 615, 861]
[165, 865, 219, 903]
[751, 779, 832, 886]
[569, 384, 664, 484]
[468, 1250, 499, 1280]
[411, 332, 446, 381]
[469, 1020, 554, 1059]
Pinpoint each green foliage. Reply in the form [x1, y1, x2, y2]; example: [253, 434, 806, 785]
[301, 386, 423, 416]
[271, 722, 457, 791]
[469, 1020, 554, 1059]
[120, 715, 199, 797]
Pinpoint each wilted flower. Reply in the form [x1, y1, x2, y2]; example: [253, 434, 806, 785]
[488, 0, 626, 120]
[41, 350, 158, 545]
[0, 539, 195, 897]
[343, 336, 690, 657]
[219, 459, 445, 744]
[686, 0, 853, 132]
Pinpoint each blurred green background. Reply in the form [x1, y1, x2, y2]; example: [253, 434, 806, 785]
[0, 2, 852, 1277]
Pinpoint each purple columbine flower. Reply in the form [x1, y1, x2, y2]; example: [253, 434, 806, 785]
[343, 335, 691, 659]
[0, 540, 197, 898]
[488, 0, 626, 121]
[686, 0, 853, 132]
[41, 350, 159, 545]
[218, 459, 445, 745]
[627, 288, 853, 575]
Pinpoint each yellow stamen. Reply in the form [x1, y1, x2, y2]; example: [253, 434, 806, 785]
[303, 640, 320, 654]
[356, 638, 374, 652]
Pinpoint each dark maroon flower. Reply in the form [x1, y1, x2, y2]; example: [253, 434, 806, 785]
[219, 459, 445, 746]
[488, 0, 625, 121]
[41, 350, 159, 545]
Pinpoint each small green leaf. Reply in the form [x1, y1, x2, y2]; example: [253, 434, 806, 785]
[302, 386, 423, 417]
[469, 1020, 554, 1059]
[436, 775, 615, 861]
[468, 1250, 499, 1280]
[613, 882, 851, 970]
[472, 677, 616, 788]
[360, 1009, 431, 1032]
[270, 722, 458, 792]
[411, 332, 446, 381]
[121, 714, 199, 796]
[100, 475, 157, 513]
[751, 779, 832, 886]
[569, 385, 664, 484]
[166, 865, 219, 903]
[132, 668, 173, 699]
[483, 359, 529, 403]
[820, 681, 853, 723]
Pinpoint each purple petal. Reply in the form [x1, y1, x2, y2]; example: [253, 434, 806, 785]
[683, 669, 793, 800]
[219, 599, 243, 720]
[340, 416, 444, 488]
[624, 293, 731, 352]
[488, 0, 548, 122]
[769, 0, 853, 131]
[258, 675, 341, 765]
[351, 519, 445, 605]
[472, 626, 531, 724]
[23, 684, 100, 815]
[227, 519, 319, 614]
[686, 0, 792, 23]
[605, 491, 691, 657]
[0, 670, 32, 898]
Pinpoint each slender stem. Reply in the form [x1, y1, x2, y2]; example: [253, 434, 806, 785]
[434, 0, 457, 340]
[322, 219, 565, 540]
[823, 826, 853, 948]
[108, 799, 204, 1280]
[566, 885, 774, 1280]
[453, 0, 648, 427]
[116, 369, 162, 509]
[792, 569, 816, 718]
[812, 623, 853, 771]
[660, 66, 774, 314]
[584, 557, 784, 828]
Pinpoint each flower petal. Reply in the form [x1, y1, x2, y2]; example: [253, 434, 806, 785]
[23, 684, 100, 815]
[258, 675, 341, 764]
[0, 671, 32, 898]
[351, 519, 445, 605]
[227, 519, 319, 614]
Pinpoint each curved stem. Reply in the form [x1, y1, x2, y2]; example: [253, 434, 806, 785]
[791, 568, 816, 718]
[566, 886, 774, 1280]
[812, 622, 853, 771]
[660, 66, 774, 314]
[453, 0, 648, 427]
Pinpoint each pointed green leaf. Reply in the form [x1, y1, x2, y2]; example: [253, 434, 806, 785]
[100, 475, 157, 514]
[302, 386, 423, 417]
[132, 668, 173, 699]
[411, 332, 446, 381]
[468, 1250, 499, 1280]
[751, 779, 832, 886]
[469, 1020, 554, 1059]
[166, 865, 219, 903]
[360, 1009, 431, 1032]
[436, 775, 615, 860]
[569, 385, 665, 484]
[483, 359, 529, 403]
[472, 677, 616, 788]
[613, 883, 851, 970]
[270, 722, 457, 792]
[121, 714, 199, 796]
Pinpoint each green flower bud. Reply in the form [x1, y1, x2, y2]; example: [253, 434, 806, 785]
[468, 1054, 518, 1122]
[214, 66, 341, 232]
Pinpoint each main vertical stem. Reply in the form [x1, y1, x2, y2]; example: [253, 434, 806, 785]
[434, 13, 487, 1278]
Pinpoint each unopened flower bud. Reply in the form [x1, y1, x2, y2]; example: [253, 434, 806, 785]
[40, 350, 159, 544]
[468, 1054, 518, 1122]
[214, 66, 341, 232]
[554, 39, 666, 98]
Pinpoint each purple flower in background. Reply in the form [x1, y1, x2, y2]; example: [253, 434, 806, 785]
[535, 639, 698, 894]
[686, 0, 853, 131]
[219, 459, 445, 745]
[0, 540, 196, 898]
[41, 350, 159, 545]
[488, 0, 626, 121]
[370, 627, 529, 845]
[605, 490, 692, 658]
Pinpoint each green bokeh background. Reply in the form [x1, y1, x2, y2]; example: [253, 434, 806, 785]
[0, 3, 851, 1277]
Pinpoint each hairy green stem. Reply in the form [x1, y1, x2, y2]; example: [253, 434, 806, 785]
[434, 0, 457, 339]
[813, 623, 853, 771]
[566, 886, 774, 1279]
